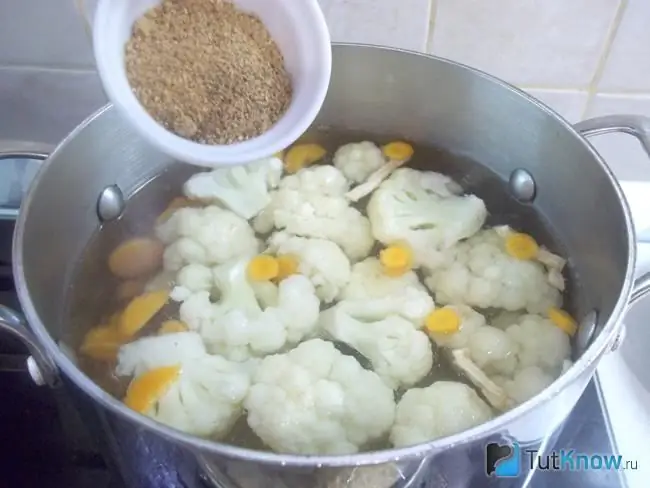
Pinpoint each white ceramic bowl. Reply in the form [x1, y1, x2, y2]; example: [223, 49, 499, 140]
[93, 0, 332, 167]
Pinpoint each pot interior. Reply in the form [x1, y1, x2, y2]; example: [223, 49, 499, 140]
[16, 45, 632, 459]
[65, 127, 575, 450]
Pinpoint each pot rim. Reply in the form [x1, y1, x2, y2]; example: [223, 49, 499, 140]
[12, 43, 636, 468]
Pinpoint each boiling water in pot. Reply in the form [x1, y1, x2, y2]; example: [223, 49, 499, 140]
[65, 129, 579, 454]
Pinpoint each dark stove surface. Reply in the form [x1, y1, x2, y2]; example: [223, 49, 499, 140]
[0, 230, 117, 487]
[1, 369, 116, 488]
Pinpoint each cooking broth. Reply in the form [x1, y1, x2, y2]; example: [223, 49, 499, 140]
[66, 128, 577, 451]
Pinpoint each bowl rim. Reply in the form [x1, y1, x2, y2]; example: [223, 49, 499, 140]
[92, 0, 332, 167]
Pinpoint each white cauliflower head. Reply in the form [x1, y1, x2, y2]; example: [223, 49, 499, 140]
[320, 302, 433, 389]
[267, 231, 351, 303]
[493, 366, 554, 406]
[424, 226, 563, 314]
[169, 263, 215, 302]
[178, 258, 320, 361]
[244, 339, 396, 455]
[367, 168, 487, 269]
[116, 332, 253, 438]
[182, 157, 283, 220]
[340, 258, 434, 327]
[253, 166, 375, 261]
[156, 206, 260, 272]
[333, 141, 385, 183]
[467, 325, 519, 377]
[390, 381, 493, 447]
[504, 313, 571, 376]
[116, 331, 207, 376]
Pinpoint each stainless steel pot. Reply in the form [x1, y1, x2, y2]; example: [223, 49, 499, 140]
[3, 44, 650, 487]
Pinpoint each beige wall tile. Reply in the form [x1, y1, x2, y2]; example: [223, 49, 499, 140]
[429, 0, 621, 88]
[318, 0, 432, 51]
[599, 0, 650, 92]
[0, 0, 94, 68]
[0, 67, 106, 144]
[584, 94, 650, 181]
[523, 89, 589, 123]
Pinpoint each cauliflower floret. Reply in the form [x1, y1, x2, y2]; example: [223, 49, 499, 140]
[333, 141, 385, 183]
[179, 258, 320, 361]
[156, 206, 260, 272]
[478, 313, 571, 406]
[169, 262, 280, 306]
[390, 381, 493, 447]
[424, 226, 563, 314]
[244, 339, 396, 454]
[494, 366, 554, 405]
[335, 291, 434, 330]
[428, 308, 568, 409]
[340, 258, 434, 326]
[467, 325, 519, 376]
[367, 168, 487, 269]
[116, 332, 253, 438]
[320, 302, 433, 389]
[267, 231, 351, 303]
[427, 304, 486, 349]
[250, 281, 279, 309]
[170, 263, 214, 302]
[504, 314, 571, 376]
[427, 306, 518, 409]
[253, 166, 374, 261]
[183, 157, 283, 220]
[116, 331, 207, 376]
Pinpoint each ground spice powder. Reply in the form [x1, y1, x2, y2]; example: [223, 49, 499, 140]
[125, 0, 293, 145]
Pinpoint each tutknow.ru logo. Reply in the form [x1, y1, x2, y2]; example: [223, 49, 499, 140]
[485, 440, 638, 478]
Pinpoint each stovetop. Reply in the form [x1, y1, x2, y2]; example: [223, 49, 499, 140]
[0, 220, 628, 488]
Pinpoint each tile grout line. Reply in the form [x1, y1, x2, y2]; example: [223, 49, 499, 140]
[518, 86, 589, 93]
[518, 85, 650, 98]
[585, 90, 650, 97]
[0, 63, 97, 73]
[581, 0, 628, 119]
[425, 0, 438, 53]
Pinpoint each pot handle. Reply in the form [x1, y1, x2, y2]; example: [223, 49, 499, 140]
[0, 144, 59, 386]
[575, 115, 650, 307]
[0, 305, 60, 387]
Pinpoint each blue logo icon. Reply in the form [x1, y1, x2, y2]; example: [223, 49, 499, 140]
[485, 440, 521, 477]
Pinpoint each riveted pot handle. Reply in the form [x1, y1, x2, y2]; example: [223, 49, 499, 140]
[575, 115, 650, 353]
[576, 115, 650, 307]
[575, 114, 650, 157]
[0, 305, 60, 387]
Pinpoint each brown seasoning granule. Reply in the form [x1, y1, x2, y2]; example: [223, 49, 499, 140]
[125, 0, 293, 145]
